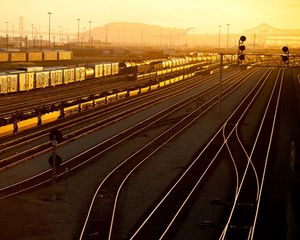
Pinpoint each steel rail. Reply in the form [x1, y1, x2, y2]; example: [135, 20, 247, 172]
[0, 69, 254, 198]
[78, 67, 262, 240]
[0, 70, 245, 170]
[219, 68, 284, 240]
[125, 68, 272, 240]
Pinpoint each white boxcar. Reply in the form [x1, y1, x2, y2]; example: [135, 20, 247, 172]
[18, 72, 35, 91]
[48, 68, 63, 86]
[75, 67, 86, 81]
[0, 74, 7, 94]
[0, 74, 18, 93]
[94, 64, 104, 78]
[103, 63, 112, 76]
[0, 73, 7, 94]
[35, 70, 50, 88]
[111, 62, 119, 75]
[63, 68, 75, 84]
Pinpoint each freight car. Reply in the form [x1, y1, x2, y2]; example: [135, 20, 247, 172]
[0, 58, 221, 138]
[0, 61, 120, 94]
[0, 69, 194, 137]
[0, 55, 218, 95]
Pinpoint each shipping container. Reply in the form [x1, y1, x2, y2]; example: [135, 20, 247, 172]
[106, 94, 117, 103]
[0, 124, 14, 137]
[43, 51, 58, 61]
[117, 91, 127, 99]
[35, 71, 50, 88]
[81, 100, 94, 110]
[63, 68, 75, 84]
[150, 84, 159, 90]
[17, 117, 39, 132]
[41, 111, 60, 124]
[159, 81, 165, 87]
[94, 97, 106, 107]
[57, 51, 72, 60]
[129, 89, 140, 97]
[27, 52, 43, 61]
[140, 86, 149, 93]
[10, 52, 27, 62]
[0, 52, 9, 62]
[103, 63, 112, 76]
[75, 67, 86, 81]
[64, 105, 79, 116]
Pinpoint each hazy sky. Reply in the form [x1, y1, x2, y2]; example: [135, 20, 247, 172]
[1, 0, 300, 34]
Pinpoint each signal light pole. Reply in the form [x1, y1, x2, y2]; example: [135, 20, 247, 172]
[237, 35, 246, 65]
[48, 12, 52, 48]
[281, 46, 289, 67]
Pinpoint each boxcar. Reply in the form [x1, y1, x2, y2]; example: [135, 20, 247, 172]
[17, 72, 35, 91]
[0, 52, 9, 62]
[35, 70, 50, 88]
[93, 63, 104, 78]
[1, 73, 18, 93]
[10, 52, 27, 62]
[75, 67, 86, 81]
[43, 51, 58, 61]
[57, 51, 72, 60]
[103, 63, 112, 76]
[111, 62, 119, 75]
[46, 67, 64, 86]
[63, 68, 75, 84]
[27, 52, 43, 62]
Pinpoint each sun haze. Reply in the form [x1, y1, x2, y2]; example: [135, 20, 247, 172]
[1, 0, 300, 34]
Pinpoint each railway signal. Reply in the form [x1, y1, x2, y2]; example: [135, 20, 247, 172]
[238, 36, 246, 64]
[48, 129, 63, 201]
[281, 46, 289, 65]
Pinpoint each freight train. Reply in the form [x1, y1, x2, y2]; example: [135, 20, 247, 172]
[0, 72, 198, 137]
[0, 54, 222, 137]
[0, 54, 218, 95]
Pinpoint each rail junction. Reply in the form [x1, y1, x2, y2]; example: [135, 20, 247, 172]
[0, 58, 299, 240]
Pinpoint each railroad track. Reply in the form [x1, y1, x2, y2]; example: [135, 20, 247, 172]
[77, 67, 265, 239]
[219, 67, 284, 240]
[0, 69, 244, 169]
[0, 75, 132, 117]
[0, 67, 214, 117]
[0, 67, 257, 199]
[98, 67, 280, 240]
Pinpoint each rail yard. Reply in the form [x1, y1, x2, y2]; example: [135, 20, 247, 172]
[0, 48, 299, 240]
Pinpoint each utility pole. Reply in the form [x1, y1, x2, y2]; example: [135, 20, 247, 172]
[89, 21, 92, 47]
[218, 25, 222, 50]
[219, 53, 223, 112]
[40, 35, 43, 51]
[53, 36, 56, 50]
[77, 18, 80, 47]
[227, 24, 230, 49]
[105, 26, 108, 48]
[48, 12, 52, 48]
[6, 21, 8, 50]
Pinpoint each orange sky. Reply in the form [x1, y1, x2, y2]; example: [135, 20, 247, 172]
[1, 0, 300, 35]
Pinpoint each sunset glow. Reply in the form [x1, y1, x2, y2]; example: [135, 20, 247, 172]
[1, 0, 300, 34]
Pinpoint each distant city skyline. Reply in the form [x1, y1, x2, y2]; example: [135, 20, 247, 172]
[1, 0, 300, 36]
